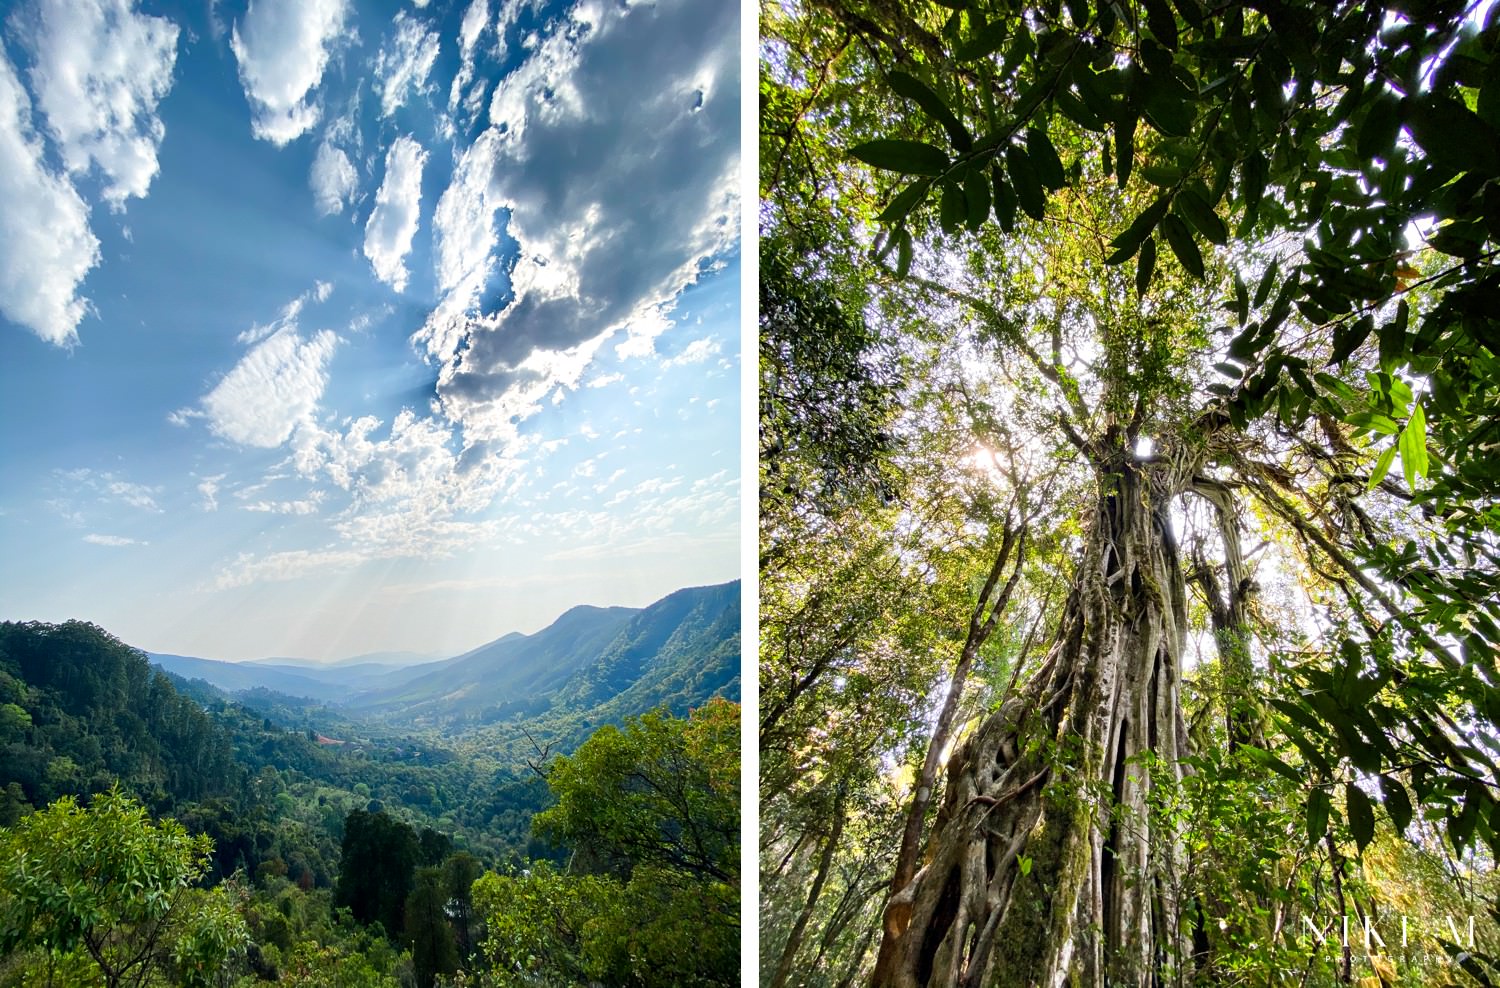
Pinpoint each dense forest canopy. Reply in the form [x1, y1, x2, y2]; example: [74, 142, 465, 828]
[0, 618, 739, 986]
[761, 0, 1500, 985]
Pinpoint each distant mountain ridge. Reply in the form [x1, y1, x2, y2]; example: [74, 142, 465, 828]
[146, 581, 741, 732]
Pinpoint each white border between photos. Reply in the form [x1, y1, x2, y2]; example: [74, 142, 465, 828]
[740, 0, 761, 980]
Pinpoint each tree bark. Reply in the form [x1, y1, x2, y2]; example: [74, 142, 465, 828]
[872, 441, 1200, 987]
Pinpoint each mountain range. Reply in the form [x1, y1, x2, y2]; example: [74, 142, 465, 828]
[149, 580, 741, 731]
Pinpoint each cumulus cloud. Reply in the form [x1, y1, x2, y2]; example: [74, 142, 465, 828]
[418, 0, 739, 447]
[374, 10, 440, 118]
[0, 51, 100, 345]
[310, 140, 357, 215]
[200, 327, 339, 447]
[363, 136, 427, 292]
[12, 0, 179, 208]
[84, 533, 145, 546]
[231, 0, 348, 145]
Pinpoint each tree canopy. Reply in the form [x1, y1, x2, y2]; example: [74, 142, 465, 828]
[761, 0, 1500, 983]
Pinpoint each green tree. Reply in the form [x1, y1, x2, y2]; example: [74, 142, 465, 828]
[536, 698, 739, 884]
[0, 788, 247, 987]
[475, 703, 740, 986]
[334, 809, 419, 936]
[406, 867, 458, 988]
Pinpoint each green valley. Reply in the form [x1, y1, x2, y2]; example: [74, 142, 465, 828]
[0, 581, 740, 987]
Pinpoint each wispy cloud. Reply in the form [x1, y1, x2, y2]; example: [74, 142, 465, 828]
[84, 533, 145, 547]
[373, 10, 440, 118]
[663, 336, 719, 368]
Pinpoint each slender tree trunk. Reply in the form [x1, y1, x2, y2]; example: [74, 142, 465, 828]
[891, 520, 1027, 899]
[1189, 478, 1261, 751]
[872, 442, 1200, 987]
[771, 788, 849, 988]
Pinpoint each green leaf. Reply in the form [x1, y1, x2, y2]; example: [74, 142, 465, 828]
[964, 168, 991, 231]
[1213, 361, 1242, 378]
[991, 165, 1016, 232]
[1140, 163, 1184, 186]
[940, 179, 965, 235]
[1307, 787, 1331, 845]
[1378, 299, 1409, 369]
[896, 229, 913, 278]
[1006, 145, 1046, 220]
[1142, 0, 1178, 49]
[1136, 236, 1157, 295]
[955, 20, 1012, 62]
[1356, 92, 1402, 163]
[1347, 784, 1375, 853]
[1253, 259, 1278, 308]
[876, 179, 932, 225]
[1405, 93, 1500, 176]
[1027, 127, 1067, 190]
[1141, 85, 1194, 137]
[1161, 214, 1204, 278]
[1238, 151, 1268, 235]
[1346, 410, 1399, 435]
[1054, 89, 1106, 132]
[1329, 313, 1373, 366]
[1398, 401, 1427, 489]
[1233, 272, 1248, 325]
[850, 139, 950, 176]
[1380, 776, 1413, 833]
[1114, 115, 1136, 188]
[888, 72, 973, 151]
[1367, 445, 1396, 492]
[1109, 194, 1170, 254]
[1174, 186, 1229, 245]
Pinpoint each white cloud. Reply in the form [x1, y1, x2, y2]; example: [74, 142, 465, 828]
[417, 0, 739, 450]
[231, 0, 348, 145]
[236, 282, 331, 344]
[363, 135, 427, 292]
[200, 327, 339, 447]
[662, 336, 719, 368]
[12, 0, 179, 208]
[242, 492, 324, 515]
[106, 479, 160, 511]
[84, 533, 145, 546]
[447, 0, 489, 116]
[310, 141, 357, 215]
[197, 474, 225, 511]
[213, 547, 365, 589]
[374, 10, 440, 118]
[0, 51, 100, 345]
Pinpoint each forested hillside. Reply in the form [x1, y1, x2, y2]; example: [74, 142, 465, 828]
[0, 584, 739, 987]
[761, 1, 1500, 985]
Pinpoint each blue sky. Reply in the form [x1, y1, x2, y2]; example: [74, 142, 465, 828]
[0, 0, 739, 662]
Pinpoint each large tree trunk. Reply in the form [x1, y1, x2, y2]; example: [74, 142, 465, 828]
[872, 443, 1199, 987]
